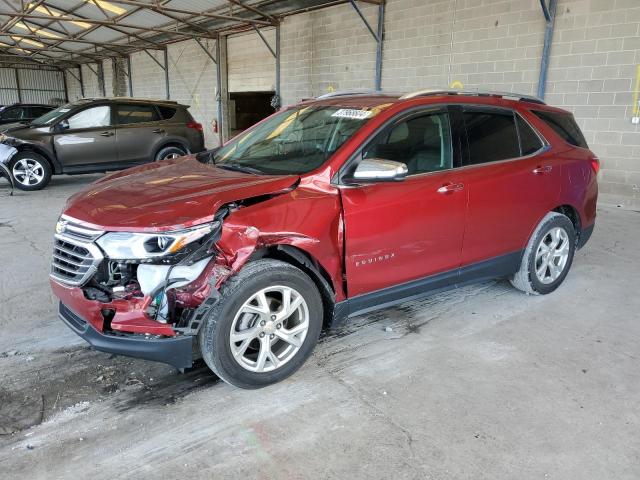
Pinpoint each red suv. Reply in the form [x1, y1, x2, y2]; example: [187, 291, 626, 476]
[51, 90, 598, 388]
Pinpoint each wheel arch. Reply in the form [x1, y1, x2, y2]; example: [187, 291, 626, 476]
[552, 204, 582, 243]
[247, 244, 336, 329]
[153, 140, 190, 160]
[15, 144, 61, 174]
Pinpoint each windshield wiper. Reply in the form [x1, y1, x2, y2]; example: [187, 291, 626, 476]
[217, 163, 264, 175]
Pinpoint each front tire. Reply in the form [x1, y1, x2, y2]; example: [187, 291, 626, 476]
[199, 259, 323, 389]
[511, 212, 576, 295]
[9, 152, 52, 191]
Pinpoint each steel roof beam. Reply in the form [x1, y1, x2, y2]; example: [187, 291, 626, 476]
[0, 11, 216, 39]
[226, 0, 278, 25]
[108, 0, 274, 27]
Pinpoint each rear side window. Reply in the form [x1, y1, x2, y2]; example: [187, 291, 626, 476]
[29, 106, 52, 117]
[531, 110, 588, 148]
[463, 111, 520, 164]
[516, 115, 544, 156]
[157, 106, 177, 120]
[117, 104, 160, 125]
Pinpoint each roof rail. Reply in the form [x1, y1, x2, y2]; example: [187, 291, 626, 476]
[316, 90, 377, 99]
[399, 88, 546, 105]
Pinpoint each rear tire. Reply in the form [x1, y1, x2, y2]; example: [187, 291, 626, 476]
[510, 212, 576, 295]
[155, 145, 187, 161]
[199, 259, 323, 389]
[8, 152, 52, 191]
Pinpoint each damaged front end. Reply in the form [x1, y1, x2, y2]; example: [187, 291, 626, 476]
[51, 209, 233, 370]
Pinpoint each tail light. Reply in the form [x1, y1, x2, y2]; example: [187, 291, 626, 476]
[187, 120, 203, 132]
[590, 157, 600, 175]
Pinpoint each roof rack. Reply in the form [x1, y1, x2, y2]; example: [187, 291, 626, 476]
[316, 90, 378, 99]
[399, 89, 546, 105]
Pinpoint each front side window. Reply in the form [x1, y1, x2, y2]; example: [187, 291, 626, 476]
[363, 112, 453, 175]
[117, 104, 160, 125]
[67, 105, 111, 130]
[213, 105, 379, 175]
[464, 111, 520, 164]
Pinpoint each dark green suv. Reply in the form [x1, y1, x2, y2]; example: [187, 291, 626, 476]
[0, 97, 205, 191]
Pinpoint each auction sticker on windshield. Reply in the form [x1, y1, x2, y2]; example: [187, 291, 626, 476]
[331, 109, 373, 120]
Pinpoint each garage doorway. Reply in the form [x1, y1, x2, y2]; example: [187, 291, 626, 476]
[228, 91, 275, 137]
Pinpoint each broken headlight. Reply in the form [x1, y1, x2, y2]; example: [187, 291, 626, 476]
[96, 221, 220, 263]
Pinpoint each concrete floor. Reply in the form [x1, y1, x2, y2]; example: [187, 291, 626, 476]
[0, 175, 639, 480]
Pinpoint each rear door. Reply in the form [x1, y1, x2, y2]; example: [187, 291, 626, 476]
[115, 103, 164, 164]
[455, 105, 561, 267]
[340, 107, 468, 297]
[53, 103, 117, 168]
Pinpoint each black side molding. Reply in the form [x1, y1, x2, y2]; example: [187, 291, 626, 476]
[59, 302, 193, 370]
[331, 250, 523, 327]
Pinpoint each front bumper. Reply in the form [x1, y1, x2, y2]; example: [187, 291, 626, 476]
[59, 302, 194, 370]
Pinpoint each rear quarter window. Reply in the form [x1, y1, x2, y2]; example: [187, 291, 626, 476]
[157, 106, 177, 120]
[531, 110, 588, 148]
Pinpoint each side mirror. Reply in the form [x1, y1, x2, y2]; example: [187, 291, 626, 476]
[196, 147, 220, 164]
[56, 119, 69, 132]
[345, 158, 408, 184]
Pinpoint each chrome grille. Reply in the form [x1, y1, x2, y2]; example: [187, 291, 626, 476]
[58, 215, 104, 242]
[50, 219, 104, 286]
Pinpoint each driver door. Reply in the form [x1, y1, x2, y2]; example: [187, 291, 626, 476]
[340, 108, 467, 297]
[53, 104, 117, 168]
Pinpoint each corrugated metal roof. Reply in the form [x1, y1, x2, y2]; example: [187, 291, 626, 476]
[0, 0, 346, 66]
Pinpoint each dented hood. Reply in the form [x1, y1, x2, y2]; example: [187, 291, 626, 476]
[63, 156, 299, 232]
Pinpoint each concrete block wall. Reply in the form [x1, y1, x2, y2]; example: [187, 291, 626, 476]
[79, 64, 102, 98]
[64, 69, 82, 102]
[102, 58, 113, 97]
[546, 0, 640, 207]
[227, 29, 276, 93]
[280, 2, 379, 106]
[167, 39, 219, 148]
[129, 49, 166, 100]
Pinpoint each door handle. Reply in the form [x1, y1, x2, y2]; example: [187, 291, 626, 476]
[99, 131, 114, 137]
[152, 128, 165, 134]
[532, 165, 553, 174]
[437, 182, 464, 194]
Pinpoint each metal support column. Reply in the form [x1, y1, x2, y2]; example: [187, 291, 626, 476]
[14, 68, 22, 103]
[537, 0, 557, 99]
[215, 35, 223, 146]
[97, 61, 106, 97]
[375, 2, 384, 91]
[127, 54, 133, 96]
[62, 68, 69, 102]
[78, 65, 85, 98]
[349, 0, 385, 91]
[275, 24, 281, 107]
[163, 48, 170, 99]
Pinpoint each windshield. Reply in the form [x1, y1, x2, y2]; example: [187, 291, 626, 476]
[213, 105, 379, 175]
[31, 103, 74, 126]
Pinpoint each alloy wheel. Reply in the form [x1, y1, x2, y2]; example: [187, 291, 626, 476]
[535, 227, 570, 284]
[164, 153, 181, 160]
[229, 286, 309, 373]
[12, 158, 44, 187]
